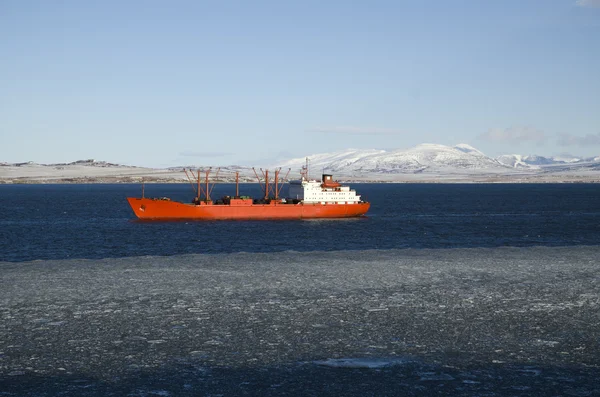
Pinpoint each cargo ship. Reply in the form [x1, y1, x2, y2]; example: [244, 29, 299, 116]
[127, 163, 370, 220]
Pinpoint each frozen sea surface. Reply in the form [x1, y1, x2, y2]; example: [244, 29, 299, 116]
[1, 246, 599, 396]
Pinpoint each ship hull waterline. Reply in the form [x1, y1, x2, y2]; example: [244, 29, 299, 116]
[127, 198, 370, 220]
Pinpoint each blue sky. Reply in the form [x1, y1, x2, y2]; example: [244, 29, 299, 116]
[1, 0, 599, 167]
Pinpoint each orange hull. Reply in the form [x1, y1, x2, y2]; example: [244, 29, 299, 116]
[127, 198, 370, 220]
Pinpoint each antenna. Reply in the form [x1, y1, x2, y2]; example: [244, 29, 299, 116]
[306, 157, 310, 180]
[300, 157, 310, 181]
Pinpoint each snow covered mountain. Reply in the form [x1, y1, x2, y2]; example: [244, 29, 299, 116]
[3, 145, 599, 183]
[496, 154, 600, 168]
[454, 143, 487, 157]
[277, 144, 510, 174]
[496, 155, 540, 169]
[276, 148, 386, 173]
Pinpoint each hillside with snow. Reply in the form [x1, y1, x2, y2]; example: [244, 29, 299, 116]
[496, 154, 600, 171]
[278, 144, 511, 175]
[496, 155, 539, 169]
[2, 144, 600, 183]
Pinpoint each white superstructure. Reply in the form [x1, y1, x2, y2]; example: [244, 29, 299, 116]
[288, 174, 363, 204]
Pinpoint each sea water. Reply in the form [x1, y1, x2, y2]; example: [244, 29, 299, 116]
[0, 184, 599, 396]
[1, 183, 599, 262]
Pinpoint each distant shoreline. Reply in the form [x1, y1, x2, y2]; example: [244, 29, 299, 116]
[2, 176, 600, 184]
[2, 161, 600, 184]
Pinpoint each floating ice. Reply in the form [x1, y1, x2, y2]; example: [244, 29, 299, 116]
[126, 336, 147, 341]
[147, 340, 166, 344]
[153, 391, 170, 396]
[518, 368, 542, 376]
[1, 246, 598, 394]
[418, 372, 455, 381]
[313, 357, 409, 368]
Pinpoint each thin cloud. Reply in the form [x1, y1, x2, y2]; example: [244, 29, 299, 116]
[479, 126, 548, 144]
[557, 133, 600, 146]
[179, 151, 234, 157]
[576, 0, 600, 8]
[309, 126, 404, 135]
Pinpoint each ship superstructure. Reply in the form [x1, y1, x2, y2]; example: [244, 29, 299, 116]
[288, 174, 364, 204]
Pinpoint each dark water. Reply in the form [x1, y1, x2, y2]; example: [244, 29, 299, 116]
[0, 183, 599, 262]
[2, 183, 600, 396]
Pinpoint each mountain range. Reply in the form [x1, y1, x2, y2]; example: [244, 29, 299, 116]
[276, 143, 600, 175]
[2, 143, 600, 183]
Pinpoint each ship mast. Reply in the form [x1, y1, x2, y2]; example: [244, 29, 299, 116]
[198, 170, 202, 201]
[252, 167, 266, 198]
[252, 167, 290, 200]
[274, 169, 278, 200]
[184, 167, 219, 203]
[274, 168, 291, 199]
[184, 168, 201, 201]
[265, 169, 269, 199]
[206, 168, 220, 202]
[205, 169, 210, 202]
